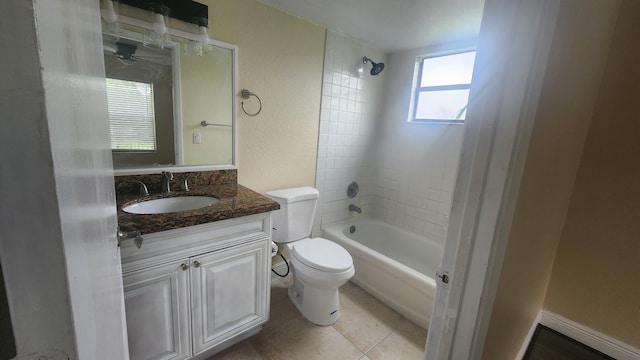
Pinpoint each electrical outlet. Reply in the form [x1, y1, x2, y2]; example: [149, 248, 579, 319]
[193, 132, 201, 144]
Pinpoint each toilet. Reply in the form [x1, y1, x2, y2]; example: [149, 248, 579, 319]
[266, 187, 354, 326]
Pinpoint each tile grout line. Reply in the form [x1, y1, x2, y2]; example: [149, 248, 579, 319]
[330, 321, 366, 360]
[363, 329, 396, 358]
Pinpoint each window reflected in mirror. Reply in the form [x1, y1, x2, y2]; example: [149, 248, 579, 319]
[102, 22, 236, 171]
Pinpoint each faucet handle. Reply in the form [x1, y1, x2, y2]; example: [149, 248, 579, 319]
[126, 180, 149, 197]
[181, 176, 192, 192]
[161, 171, 174, 193]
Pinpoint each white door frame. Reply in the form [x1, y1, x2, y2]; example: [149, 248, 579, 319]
[425, 0, 561, 358]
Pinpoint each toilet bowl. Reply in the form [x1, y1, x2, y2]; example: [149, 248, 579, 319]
[285, 237, 354, 325]
[265, 187, 354, 325]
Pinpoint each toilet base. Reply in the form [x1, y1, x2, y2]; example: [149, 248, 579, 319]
[288, 277, 341, 326]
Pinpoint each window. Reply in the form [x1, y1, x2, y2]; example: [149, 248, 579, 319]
[410, 50, 476, 123]
[106, 78, 157, 152]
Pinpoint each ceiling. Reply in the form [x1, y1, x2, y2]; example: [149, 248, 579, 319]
[257, 0, 485, 53]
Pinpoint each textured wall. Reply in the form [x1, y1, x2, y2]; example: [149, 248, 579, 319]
[204, 0, 326, 194]
[482, 1, 621, 358]
[543, 0, 640, 348]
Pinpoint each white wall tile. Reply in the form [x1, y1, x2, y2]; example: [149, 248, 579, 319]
[314, 31, 463, 244]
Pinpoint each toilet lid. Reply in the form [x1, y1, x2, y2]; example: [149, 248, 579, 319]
[292, 238, 353, 273]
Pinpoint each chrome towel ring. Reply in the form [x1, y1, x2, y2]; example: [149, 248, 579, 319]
[241, 89, 262, 116]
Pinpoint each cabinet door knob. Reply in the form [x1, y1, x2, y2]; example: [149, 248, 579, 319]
[180, 263, 189, 271]
[193, 260, 201, 268]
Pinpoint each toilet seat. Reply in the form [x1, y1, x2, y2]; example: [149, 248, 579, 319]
[291, 238, 353, 273]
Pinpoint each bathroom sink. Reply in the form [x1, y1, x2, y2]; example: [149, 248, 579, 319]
[122, 196, 218, 215]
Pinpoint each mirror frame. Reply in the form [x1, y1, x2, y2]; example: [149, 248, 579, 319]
[106, 15, 238, 175]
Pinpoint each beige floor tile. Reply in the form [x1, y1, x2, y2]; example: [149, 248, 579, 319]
[340, 280, 356, 292]
[358, 355, 371, 360]
[348, 287, 405, 325]
[333, 286, 404, 352]
[263, 281, 301, 333]
[395, 318, 427, 350]
[366, 332, 425, 360]
[207, 339, 262, 360]
[250, 314, 363, 360]
[275, 273, 293, 287]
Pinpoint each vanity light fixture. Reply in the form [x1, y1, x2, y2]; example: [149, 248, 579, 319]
[117, 0, 210, 53]
[145, 2, 171, 49]
[101, 0, 119, 23]
[188, 15, 210, 56]
[101, 0, 122, 36]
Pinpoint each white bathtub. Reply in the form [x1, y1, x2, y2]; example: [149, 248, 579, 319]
[322, 219, 441, 329]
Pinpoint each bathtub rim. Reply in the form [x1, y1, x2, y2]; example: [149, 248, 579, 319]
[322, 219, 440, 283]
[322, 219, 437, 328]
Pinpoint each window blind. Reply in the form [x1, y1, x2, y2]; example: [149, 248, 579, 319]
[106, 78, 157, 152]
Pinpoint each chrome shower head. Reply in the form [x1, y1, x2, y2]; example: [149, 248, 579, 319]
[363, 56, 385, 76]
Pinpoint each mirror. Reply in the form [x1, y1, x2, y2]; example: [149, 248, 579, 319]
[102, 18, 237, 174]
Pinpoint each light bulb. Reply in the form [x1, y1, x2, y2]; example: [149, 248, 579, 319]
[153, 13, 167, 35]
[101, 0, 118, 23]
[198, 26, 209, 45]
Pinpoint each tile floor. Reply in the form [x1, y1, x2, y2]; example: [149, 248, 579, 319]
[208, 276, 427, 360]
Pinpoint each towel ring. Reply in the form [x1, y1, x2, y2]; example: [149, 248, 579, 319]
[241, 89, 262, 117]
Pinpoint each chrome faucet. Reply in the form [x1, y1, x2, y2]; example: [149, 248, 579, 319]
[180, 175, 192, 192]
[127, 180, 149, 197]
[349, 204, 362, 213]
[161, 171, 173, 193]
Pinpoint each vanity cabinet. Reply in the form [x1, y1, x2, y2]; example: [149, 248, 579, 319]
[120, 213, 272, 360]
[123, 260, 191, 360]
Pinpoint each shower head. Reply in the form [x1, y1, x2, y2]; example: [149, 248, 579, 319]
[363, 56, 385, 76]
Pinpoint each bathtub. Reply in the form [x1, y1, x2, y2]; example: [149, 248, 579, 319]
[322, 219, 442, 329]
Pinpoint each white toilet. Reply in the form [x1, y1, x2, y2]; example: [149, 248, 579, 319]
[266, 187, 354, 326]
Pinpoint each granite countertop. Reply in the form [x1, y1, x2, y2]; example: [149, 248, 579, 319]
[117, 184, 280, 234]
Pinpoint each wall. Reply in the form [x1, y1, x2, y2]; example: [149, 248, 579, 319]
[0, 0, 129, 358]
[313, 31, 387, 235]
[371, 41, 474, 243]
[481, 0, 621, 358]
[543, 0, 640, 348]
[204, 0, 325, 194]
[0, 1, 74, 355]
[314, 35, 471, 244]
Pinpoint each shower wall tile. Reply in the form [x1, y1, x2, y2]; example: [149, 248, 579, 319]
[313, 31, 386, 236]
[314, 31, 463, 245]
[370, 125, 464, 243]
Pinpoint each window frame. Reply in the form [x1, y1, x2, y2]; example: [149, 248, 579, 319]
[410, 49, 476, 124]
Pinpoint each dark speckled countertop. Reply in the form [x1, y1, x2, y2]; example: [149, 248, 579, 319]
[117, 184, 279, 234]
[115, 170, 279, 234]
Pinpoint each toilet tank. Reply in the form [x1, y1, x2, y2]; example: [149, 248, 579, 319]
[265, 187, 319, 243]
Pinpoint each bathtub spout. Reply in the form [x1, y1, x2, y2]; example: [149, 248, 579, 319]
[349, 204, 362, 213]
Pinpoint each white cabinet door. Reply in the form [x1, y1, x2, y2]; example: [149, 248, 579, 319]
[123, 261, 191, 360]
[190, 240, 270, 355]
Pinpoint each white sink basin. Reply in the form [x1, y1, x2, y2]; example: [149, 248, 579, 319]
[123, 196, 218, 215]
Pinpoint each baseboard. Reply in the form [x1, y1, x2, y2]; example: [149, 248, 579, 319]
[270, 260, 290, 282]
[516, 312, 542, 360]
[540, 311, 640, 360]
